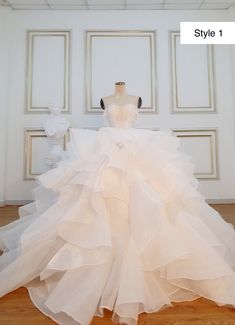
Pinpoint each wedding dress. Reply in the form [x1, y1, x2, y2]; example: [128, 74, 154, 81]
[1, 103, 235, 325]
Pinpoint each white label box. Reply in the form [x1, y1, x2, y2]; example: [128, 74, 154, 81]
[180, 22, 235, 44]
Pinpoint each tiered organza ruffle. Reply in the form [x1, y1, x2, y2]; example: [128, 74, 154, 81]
[1, 127, 235, 325]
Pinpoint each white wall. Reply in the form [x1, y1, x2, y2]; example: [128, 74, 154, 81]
[0, 8, 10, 205]
[1, 7, 235, 204]
[229, 7, 235, 140]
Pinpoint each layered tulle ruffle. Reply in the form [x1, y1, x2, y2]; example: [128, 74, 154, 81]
[1, 127, 235, 325]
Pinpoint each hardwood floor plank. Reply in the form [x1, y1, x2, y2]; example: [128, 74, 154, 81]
[1, 288, 235, 324]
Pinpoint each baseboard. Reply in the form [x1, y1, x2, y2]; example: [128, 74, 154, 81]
[206, 199, 235, 204]
[0, 198, 235, 207]
[0, 200, 32, 207]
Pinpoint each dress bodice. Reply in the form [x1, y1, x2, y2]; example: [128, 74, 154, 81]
[103, 103, 139, 128]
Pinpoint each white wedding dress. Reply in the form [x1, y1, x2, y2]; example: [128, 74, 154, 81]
[1, 103, 235, 325]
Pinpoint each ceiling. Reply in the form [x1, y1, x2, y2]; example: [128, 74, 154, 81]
[0, 0, 235, 10]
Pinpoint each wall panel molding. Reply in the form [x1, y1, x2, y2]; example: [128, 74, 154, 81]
[170, 31, 216, 113]
[86, 30, 157, 113]
[25, 30, 71, 113]
[24, 128, 67, 180]
[172, 128, 219, 179]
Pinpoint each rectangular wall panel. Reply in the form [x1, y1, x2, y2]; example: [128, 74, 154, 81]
[170, 31, 215, 113]
[26, 30, 70, 113]
[24, 128, 68, 180]
[24, 129, 50, 179]
[172, 128, 219, 179]
[86, 30, 156, 112]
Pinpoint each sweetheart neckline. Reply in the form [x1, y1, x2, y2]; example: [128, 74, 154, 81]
[106, 103, 138, 109]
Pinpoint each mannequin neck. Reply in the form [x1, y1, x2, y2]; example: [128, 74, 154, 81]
[114, 84, 127, 98]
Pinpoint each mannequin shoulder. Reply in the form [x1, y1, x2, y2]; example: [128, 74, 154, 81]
[128, 95, 142, 108]
[132, 95, 142, 108]
[100, 98, 105, 110]
[137, 96, 142, 108]
[100, 95, 114, 110]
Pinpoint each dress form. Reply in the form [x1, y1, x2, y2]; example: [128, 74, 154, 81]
[100, 82, 142, 109]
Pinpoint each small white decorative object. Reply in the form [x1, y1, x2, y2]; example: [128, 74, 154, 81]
[43, 104, 70, 168]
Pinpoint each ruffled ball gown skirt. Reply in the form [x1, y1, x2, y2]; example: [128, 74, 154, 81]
[1, 126, 235, 325]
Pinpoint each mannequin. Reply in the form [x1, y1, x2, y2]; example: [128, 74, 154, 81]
[100, 82, 142, 110]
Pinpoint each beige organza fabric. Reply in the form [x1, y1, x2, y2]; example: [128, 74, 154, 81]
[1, 102, 235, 325]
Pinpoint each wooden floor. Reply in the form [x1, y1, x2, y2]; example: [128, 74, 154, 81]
[1, 204, 235, 325]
